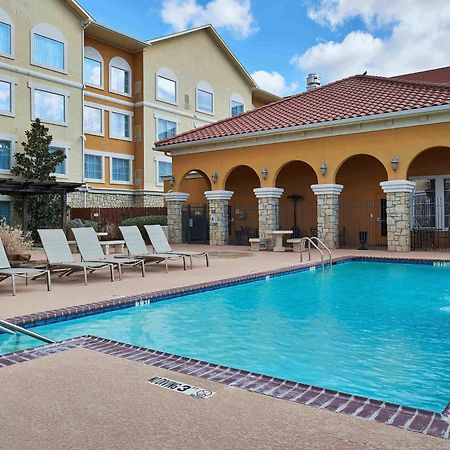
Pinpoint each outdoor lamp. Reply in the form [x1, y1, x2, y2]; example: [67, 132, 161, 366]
[261, 168, 268, 179]
[391, 156, 399, 171]
[169, 175, 175, 187]
[211, 172, 219, 184]
[320, 162, 327, 176]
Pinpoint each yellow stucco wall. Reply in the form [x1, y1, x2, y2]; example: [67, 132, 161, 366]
[0, 0, 84, 182]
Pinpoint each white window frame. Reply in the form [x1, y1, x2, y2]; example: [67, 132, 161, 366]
[155, 113, 179, 142]
[30, 23, 67, 74]
[230, 93, 245, 117]
[83, 103, 104, 136]
[109, 154, 133, 185]
[155, 154, 172, 187]
[109, 108, 133, 141]
[109, 56, 132, 97]
[155, 67, 177, 106]
[0, 74, 17, 117]
[84, 46, 104, 89]
[49, 141, 69, 179]
[196, 80, 214, 115]
[83, 150, 105, 183]
[29, 81, 69, 126]
[410, 174, 450, 230]
[0, 134, 16, 174]
[0, 8, 14, 59]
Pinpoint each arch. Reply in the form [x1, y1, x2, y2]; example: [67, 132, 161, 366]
[334, 153, 389, 181]
[223, 164, 260, 187]
[31, 23, 66, 71]
[156, 67, 177, 104]
[0, 7, 14, 58]
[274, 159, 320, 184]
[109, 56, 132, 95]
[407, 146, 450, 178]
[84, 46, 104, 88]
[196, 80, 214, 114]
[179, 169, 211, 205]
[225, 165, 261, 245]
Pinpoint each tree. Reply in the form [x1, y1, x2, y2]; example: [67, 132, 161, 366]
[11, 119, 67, 238]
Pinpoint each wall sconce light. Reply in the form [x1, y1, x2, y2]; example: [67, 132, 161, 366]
[169, 175, 175, 187]
[261, 168, 268, 180]
[391, 156, 399, 171]
[320, 162, 327, 176]
[211, 172, 219, 184]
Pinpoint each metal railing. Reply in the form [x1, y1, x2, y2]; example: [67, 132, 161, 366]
[299, 237, 332, 268]
[0, 319, 55, 344]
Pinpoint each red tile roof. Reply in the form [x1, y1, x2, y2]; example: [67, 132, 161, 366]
[155, 75, 450, 148]
[391, 66, 450, 86]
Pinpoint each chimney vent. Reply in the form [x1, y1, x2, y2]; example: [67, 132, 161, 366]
[306, 73, 321, 91]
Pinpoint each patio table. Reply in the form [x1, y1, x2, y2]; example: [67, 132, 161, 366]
[271, 230, 293, 252]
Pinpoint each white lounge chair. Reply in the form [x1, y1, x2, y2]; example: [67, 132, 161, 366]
[38, 229, 115, 285]
[144, 224, 209, 269]
[72, 227, 145, 279]
[0, 238, 51, 296]
[119, 226, 186, 272]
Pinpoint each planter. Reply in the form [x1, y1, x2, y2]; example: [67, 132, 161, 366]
[9, 253, 32, 262]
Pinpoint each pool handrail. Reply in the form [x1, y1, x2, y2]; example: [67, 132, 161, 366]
[299, 237, 332, 268]
[310, 237, 332, 267]
[0, 319, 55, 344]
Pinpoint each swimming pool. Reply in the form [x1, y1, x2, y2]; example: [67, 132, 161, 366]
[1, 261, 449, 412]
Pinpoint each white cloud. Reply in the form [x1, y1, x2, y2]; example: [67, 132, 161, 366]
[251, 70, 298, 96]
[293, 0, 450, 81]
[161, 0, 258, 39]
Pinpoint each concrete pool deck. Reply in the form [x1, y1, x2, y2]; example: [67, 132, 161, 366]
[1, 246, 449, 448]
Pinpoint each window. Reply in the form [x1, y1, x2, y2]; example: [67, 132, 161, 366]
[31, 23, 67, 72]
[109, 57, 131, 96]
[231, 100, 244, 117]
[157, 118, 177, 141]
[84, 105, 103, 135]
[0, 80, 11, 114]
[196, 81, 214, 114]
[110, 111, 131, 139]
[33, 88, 66, 124]
[157, 160, 172, 186]
[111, 157, 132, 184]
[0, 200, 11, 224]
[0, 139, 11, 172]
[84, 47, 103, 88]
[156, 67, 177, 104]
[84, 153, 103, 181]
[412, 176, 450, 230]
[0, 21, 11, 56]
[49, 145, 67, 177]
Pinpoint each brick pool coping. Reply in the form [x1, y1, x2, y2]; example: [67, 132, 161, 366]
[1, 255, 450, 440]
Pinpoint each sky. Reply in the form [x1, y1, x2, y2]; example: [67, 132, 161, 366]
[78, 0, 450, 97]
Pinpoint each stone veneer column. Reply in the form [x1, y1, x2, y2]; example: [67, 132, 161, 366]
[204, 190, 234, 246]
[253, 187, 284, 250]
[380, 180, 415, 252]
[164, 192, 189, 244]
[311, 184, 344, 249]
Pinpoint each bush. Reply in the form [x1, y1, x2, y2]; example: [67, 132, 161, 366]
[0, 222, 33, 257]
[120, 215, 167, 240]
[65, 219, 100, 240]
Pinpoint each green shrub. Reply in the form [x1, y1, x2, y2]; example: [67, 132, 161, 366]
[120, 215, 167, 240]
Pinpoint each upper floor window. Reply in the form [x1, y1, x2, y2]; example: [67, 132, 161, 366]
[156, 67, 177, 104]
[31, 85, 67, 126]
[84, 105, 103, 135]
[0, 8, 13, 58]
[230, 93, 244, 117]
[109, 57, 131, 96]
[84, 153, 104, 182]
[0, 79, 12, 115]
[84, 46, 103, 88]
[31, 24, 66, 72]
[157, 117, 177, 141]
[49, 145, 68, 177]
[110, 111, 131, 140]
[196, 81, 214, 114]
[156, 158, 172, 186]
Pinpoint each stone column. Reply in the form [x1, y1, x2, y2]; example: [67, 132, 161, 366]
[164, 192, 189, 244]
[311, 184, 344, 249]
[253, 187, 284, 250]
[204, 190, 234, 246]
[380, 180, 415, 252]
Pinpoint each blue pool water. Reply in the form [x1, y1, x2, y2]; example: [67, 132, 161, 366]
[1, 261, 450, 411]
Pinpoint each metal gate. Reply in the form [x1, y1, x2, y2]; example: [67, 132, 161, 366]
[182, 204, 209, 244]
[279, 200, 317, 238]
[228, 203, 259, 245]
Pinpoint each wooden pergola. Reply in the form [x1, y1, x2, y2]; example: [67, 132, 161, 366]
[0, 179, 84, 231]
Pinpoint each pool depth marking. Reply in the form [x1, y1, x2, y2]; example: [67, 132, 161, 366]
[148, 375, 215, 399]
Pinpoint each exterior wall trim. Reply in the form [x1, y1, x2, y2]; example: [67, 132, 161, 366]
[164, 191, 189, 202]
[253, 187, 284, 199]
[380, 180, 416, 193]
[204, 190, 234, 200]
[311, 184, 344, 195]
[84, 90, 134, 107]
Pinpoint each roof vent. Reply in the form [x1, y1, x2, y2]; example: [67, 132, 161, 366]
[306, 73, 321, 91]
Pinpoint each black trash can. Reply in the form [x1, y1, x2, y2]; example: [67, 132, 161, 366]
[358, 231, 368, 250]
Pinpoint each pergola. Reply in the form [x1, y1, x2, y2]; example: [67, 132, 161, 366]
[0, 179, 84, 231]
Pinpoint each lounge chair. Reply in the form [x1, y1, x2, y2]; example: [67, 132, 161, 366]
[119, 226, 186, 272]
[38, 229, 115, 285]
[0, 238, 51, 296]
[72, 227, 145, 279]
[144, 224, 209, 269]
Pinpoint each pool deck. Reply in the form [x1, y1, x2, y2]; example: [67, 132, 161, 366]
[1, 246, 450, 448]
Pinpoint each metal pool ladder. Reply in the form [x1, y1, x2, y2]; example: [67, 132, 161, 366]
[0, 319, 55, 344]
[299, 237, 332, 269]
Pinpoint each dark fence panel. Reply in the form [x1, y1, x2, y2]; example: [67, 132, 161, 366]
[182, 204, 209, 244]
[279, 201, 316, 238]
[228, 203, 259, 245]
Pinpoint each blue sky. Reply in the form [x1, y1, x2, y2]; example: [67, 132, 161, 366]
[78, 0, 450, 96]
